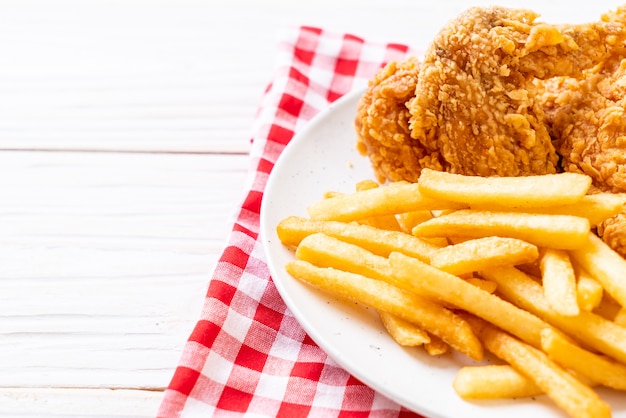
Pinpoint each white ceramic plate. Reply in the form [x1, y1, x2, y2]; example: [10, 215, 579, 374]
[259, 88, 626, 418]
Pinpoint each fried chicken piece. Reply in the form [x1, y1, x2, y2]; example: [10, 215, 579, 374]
[539, 7, 626, 256]
[408, 6, 626, 177]
[598, 212, 626, 258]
[542, 8, 626, 193]
[354, 57, 445, 183]
[542, 67, 626, 193]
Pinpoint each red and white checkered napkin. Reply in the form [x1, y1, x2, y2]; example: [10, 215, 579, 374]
[158, 26, 424, 418]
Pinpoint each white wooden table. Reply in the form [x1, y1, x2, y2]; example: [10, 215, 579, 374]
[1, 1, 624, 416]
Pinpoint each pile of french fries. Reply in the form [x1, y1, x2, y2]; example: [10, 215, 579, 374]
[276, 168, 626, 418]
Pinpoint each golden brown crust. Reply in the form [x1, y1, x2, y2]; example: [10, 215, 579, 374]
[408, 6, 626, 177]
[356, 5, 626, 257]
[354, 57, 445, 183]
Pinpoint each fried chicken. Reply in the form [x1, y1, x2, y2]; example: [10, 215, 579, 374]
[408, 6, 626, 178]
[541, 8, 626, 191]
[355, 5, 626, 256]
[539, 7, 626, 256]
[541, 65, 626, 193]
[354, 56, 444, 183]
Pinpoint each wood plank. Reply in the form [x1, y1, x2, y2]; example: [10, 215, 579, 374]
[0, 151, 249, 388]
[0, 388, 162, 418]
[1, 0, 615, 152]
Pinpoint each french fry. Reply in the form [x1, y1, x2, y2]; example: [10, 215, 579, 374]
[354, 180, 402, 231]
[379, 312, 430, 346]
[471, 319, 611, 418]
[323, 191, 344, 199]
[540, 249, 580, 316]
[296, 234, 430, 346]
[359, 214, 403, 231]
[276, 216, 439, 261]
[355, 179, 381, 191]
[576, 267, 604, 312]
[570, 232, 626, 308]
[292, 236, 481, 358]
[296, 233, 467, 311]
[412, 210, 590, 250]
[453, 365, 543, 399]
[465, 277, 498, 293]
[389, 252, 551, 348]
[470, 193, 626, 227]
[396, 211, 450, 247]
[307, 181, 466, 222]
[348, 175, 424, 344]
[424, 334, 449, 356]
[294, 233, 392, 281]
[614, 308, 626, 327]
[481, 266, 626, 364]
[429, 236, 538, 275]
[285, 260, 483, 361]
[593, 294, 622, 321]
[396, 210, 435, 234]
[417, 168, 592, 208]
[541, 327, 626, 391]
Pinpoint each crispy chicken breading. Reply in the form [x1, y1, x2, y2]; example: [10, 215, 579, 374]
[539, 7, 626, 256]
[355, 5, 626, 257]
[540, 8, 626, 193]
[354, 57, 443, 183]
[356, 6, 626, 182]
[408, 6, 626, 177]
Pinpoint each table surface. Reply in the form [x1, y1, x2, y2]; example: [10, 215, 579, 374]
[3, 1, 625, 416]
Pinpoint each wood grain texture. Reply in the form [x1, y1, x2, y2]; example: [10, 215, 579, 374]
[0, 151, 248, 415]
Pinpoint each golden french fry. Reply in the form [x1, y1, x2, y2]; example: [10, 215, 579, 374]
[465, 277, 497, 294]
[418, 168, 591, 208]
[430, 236, 538, 275]
[472, 320, 611, 418]
[276, 216, 439, 261]
[453, 365, 543, 399]
[396, 211, 450, 247]
[359, 214, 403, 231]
[540, 249, 580, 316]
[593, 294, 622, 321]
[285, 260, 483, 361]
[481, 266, 626, 365]
[294, 233, 393, 281]
[324, 191, 344, 199]
[355, 179, 381, 191]
[470, 193, 626, 227]
[614, 308, 626, 327]
[354, 180, 402, 231]
[570, 232, 626, 308]
[576, 267, 604, 312]
[424, 334, 449, 356]
[307, 182, 466, 222]
[379, 312, 430, 346]
[292, 235, 482, 358]
[541, 328, 626, 391]
[296, 233, 463, 310]
[396, 210, 435, 234]
[389, 252, 550, 348]
[397, 211, 451, 248]
[412, 210, 590, 250]
[296, 234, 430, 346]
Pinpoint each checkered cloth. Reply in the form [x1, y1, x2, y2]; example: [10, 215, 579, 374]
[158, 26, 425, 417]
